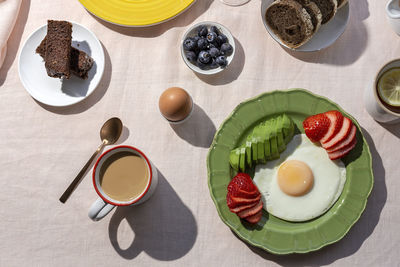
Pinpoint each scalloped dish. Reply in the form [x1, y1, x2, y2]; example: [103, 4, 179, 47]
[207, 89, 374, 254]
[79, 0, 195, 27]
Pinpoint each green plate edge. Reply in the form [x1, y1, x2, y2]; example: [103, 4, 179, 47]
[206, 89, 374, 255]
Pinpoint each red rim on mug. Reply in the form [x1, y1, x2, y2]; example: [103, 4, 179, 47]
[92, 145, 153, 206]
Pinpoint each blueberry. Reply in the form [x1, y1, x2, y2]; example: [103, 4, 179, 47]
[217, 34, 228, 45]
[209, 58, 219, 69]
[196, 58, 207, 70]
[210, 26, 220, 35]
[206, 32, 218, 43]
[198, 50, 211, 64]
[207, 43, 215, 49]
[183, 37, 197, 51]
[192, 35, 200, 43]
[209, 47, 220, 58]
[198, 26, 208, 37]
[220, 43, 233, 56]
[197, 38, 208, 50]
[216, 55, 227, 67]
[185, 51, 197, 62]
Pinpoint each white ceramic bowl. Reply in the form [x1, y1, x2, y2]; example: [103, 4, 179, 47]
[181, 21, 235, 75]
[18, 22, 105, 107]
[261, 0, 350, 52]
[386, 0, 400, 36]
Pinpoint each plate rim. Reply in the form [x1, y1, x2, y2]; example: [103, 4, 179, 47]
[206, 88, 374, 254]
[260, 1, 350, 52]
[78, 0, 196, 27]
[18, 21, 105, 107]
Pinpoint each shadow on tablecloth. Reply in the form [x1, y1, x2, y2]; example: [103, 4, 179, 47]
[170, 103, 216, 148]
[283, 0, 370, 66]
[88, 0, 214, 38]
[237, 127, 387, 266]
[108, 170, 198, 261]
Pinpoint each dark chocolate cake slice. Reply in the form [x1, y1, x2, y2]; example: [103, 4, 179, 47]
[36, 37, 94, 79]
[44, 20, 72, 79]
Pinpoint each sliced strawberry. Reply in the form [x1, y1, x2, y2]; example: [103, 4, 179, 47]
[237, 200, 263, 218]
[320, 110, 344, 143]
[327, 125, 356, 153]
[328, 138, 357, 160]
[226, 194, 261, 209]
[229, 201, 259, 213]
[303, 113, 331, 142]
[245, 210, 262, 224]
[322, 117, 352, 149]
[230, 173, 257, 192]
[228, 183, 259, 198]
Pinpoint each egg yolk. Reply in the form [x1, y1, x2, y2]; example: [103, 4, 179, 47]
[277, 160, 314, 196]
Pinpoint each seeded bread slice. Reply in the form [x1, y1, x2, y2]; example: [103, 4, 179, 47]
[310, 0, 337, 24]
[337, 0, 347, 9]
[266, 0, 314, 49]
[293, 0, 322, 33]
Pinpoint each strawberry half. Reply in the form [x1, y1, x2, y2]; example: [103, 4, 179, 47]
[230, 173, 257, 192]
[322, 117, 352, 150]
[237, 200, 263, 219]
[303, 113, 331, 142]
[320, 111, 344, 144]
[328, 138, 357, 160]
[245, 210, 262, 224]
[226, 194, 261, 209]
[229, 201, 259, 213]
[327, 125, 356, 153]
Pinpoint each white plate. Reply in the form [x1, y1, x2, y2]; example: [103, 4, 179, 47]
[261, 1, 350, 52]
[18, 22, 105, 107]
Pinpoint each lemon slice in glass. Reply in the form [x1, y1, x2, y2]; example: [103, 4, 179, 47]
[378, 68, 400, 107]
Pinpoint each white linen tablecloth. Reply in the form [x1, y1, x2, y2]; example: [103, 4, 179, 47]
[0, 0, 398, 266]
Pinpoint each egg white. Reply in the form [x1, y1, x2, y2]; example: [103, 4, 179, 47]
[253, 134, 346, 222]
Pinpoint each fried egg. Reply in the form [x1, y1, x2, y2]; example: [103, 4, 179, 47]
[253, 134, 346, 222]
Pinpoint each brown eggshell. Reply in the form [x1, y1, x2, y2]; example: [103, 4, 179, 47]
[159, 87, 193, 121]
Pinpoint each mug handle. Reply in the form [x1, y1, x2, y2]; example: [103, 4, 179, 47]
[88, 198, 115, 221]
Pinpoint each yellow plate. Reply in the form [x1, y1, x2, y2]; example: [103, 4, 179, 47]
[79, 0, 196, 27]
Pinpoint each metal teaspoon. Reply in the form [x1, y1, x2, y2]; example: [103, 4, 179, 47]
[59, 117, 123, 203]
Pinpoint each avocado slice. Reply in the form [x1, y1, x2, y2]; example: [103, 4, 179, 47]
[263, 121, 272, 160]
[229, 148, 240, 171]
[276, 116, 286, 153]
[282, 114, 294, 144]
[245, 141, 252, 168]
[269, 118, 279, 159]
[252, 125, 265, 163]
[247, 134, 258, 165]
[239, 147, 246, 172]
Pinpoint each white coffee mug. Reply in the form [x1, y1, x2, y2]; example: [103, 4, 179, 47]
[88, 145, 158, 221]
[364, 58, 400, 124]
[387, 0, 400, 36]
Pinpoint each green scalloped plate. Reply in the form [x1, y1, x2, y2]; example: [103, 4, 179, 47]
[207, 89, 374, 254]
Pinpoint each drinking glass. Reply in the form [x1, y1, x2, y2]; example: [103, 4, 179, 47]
[220, 0, 250, 6]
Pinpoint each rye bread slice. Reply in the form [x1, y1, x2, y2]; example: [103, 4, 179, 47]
[266, 0, 314, 49]
[294, 0, 322, 33]
[310, 0, 337, 24]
